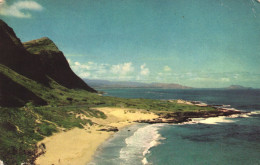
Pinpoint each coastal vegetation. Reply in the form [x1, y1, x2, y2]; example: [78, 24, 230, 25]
[0, 19, 219, 164]
[0, 95, 215, 164]
[0, 65, 215, 164]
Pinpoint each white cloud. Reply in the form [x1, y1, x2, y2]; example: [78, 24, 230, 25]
[68, 60, 136, 80]
[164, 65, 171, 72]
[233, 74, 239, 79]
[67, 59, 71, 64]
[74, 61, 80, 66]
[67, 59, 259, 87]
[111, 62, 134, 75]
[140, 63, 150, 76]
[79, 72, 91, 78]
[221, 78, 230, 82]
[0, 0, 43, 18]
[72, 61, 92, 70]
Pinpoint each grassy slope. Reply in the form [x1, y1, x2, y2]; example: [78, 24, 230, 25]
[0, 64, 214, 164]
[23, 37, 60, 54]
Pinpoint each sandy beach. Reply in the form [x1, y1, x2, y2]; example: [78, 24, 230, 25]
[35, 107, 159, 165]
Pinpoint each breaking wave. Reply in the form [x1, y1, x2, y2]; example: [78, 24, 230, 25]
[119, 124, 165, 165]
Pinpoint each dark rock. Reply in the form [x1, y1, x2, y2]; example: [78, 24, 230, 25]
[98, 127, 119, 132]
[135, 109, 243, 124]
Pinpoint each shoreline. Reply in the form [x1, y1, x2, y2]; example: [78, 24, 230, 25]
[136, 100, 244, 124]
[35, 107, 159, 165]
[35, 104, 244, 165]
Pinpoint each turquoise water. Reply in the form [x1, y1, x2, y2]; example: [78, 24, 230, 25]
[89, 89, 260, 165]
[149, 116, 260, 165]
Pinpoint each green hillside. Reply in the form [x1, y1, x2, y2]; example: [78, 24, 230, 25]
[0, 63, 214, 164]
[0, 19, 215, 164]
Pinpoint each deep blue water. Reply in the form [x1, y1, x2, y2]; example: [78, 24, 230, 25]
[89, 88, 260, 165]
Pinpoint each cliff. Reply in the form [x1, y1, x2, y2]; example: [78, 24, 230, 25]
[23, 37, 96, 92]
[0, 19, 96, 107]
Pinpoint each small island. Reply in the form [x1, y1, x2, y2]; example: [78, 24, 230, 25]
[226, 85, 253, 90]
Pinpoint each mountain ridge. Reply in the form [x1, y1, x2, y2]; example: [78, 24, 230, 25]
[23, 37, 96, 92]
[0, 19, 96, 107]
[23, 37, 60, 53]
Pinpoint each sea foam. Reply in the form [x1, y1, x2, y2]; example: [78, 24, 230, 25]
[192, 116, 235, 124]
[249, 110, 260, 115]
[182, 110, 260, 125]
[119, 124, 165, 165]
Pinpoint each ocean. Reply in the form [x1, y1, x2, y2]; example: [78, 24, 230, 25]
[88, 88, 260, 165]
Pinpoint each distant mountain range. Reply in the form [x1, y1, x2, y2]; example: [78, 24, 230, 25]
[84, 79, 192, 89]
[84, 79, 255, 90]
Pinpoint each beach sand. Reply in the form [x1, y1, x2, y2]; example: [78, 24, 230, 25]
[35, 107, 158, 165]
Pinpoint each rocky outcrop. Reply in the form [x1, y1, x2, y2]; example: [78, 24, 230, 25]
[98, 127, 119, 132]
[135, 109, 243, 124]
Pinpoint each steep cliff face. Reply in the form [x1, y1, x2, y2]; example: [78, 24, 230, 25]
[0, 20, 49, 85]
[23, 37, 96, 92]
[0, 19, 96, 107]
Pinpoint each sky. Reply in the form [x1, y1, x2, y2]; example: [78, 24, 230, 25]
[0, 0, 260, 88]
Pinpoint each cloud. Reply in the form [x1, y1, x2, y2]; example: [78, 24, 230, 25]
[110, 62, 134, 75]
[233, 74, 239, 79]
[220, 78, 230, 82]
[71, 61, 102, 72]
[79, 72, 91, 78]
[67, 59, 72, 64]
[69, 60, 136, 80]
[0, 0, 43, 18]
[140, 63, 150, 76]
[164, 65, 171, 72]
[67, 59, 260, 87]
